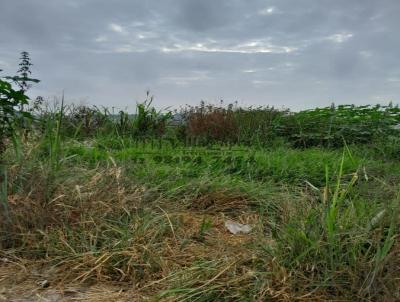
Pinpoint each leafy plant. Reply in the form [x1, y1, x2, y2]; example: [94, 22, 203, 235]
[0, 79, 31, 152]
[132, 91, 172, 137]
[278, 104, 400, 147]
[4, 51, 39, 109]
[0, 52, 39, 231]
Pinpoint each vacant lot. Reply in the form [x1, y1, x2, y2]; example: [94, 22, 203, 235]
[1, 103, 400, 301]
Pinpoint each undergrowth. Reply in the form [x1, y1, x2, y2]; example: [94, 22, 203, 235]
[1, 129, 399, 300]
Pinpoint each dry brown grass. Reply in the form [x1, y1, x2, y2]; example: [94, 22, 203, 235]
[184, 103, 238, 143]
[0, 161, 292, 300]
[2, 150, 400, 301]
[189, 191, 250, 213]
[0, 261, 142, 301]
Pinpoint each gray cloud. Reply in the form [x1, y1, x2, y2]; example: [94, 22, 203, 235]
[0, 0, 399, 110]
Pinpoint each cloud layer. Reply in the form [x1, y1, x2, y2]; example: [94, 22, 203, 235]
[1, 0, 399, 110]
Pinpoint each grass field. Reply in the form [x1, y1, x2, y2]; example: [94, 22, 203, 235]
[1, 101, 400, 301]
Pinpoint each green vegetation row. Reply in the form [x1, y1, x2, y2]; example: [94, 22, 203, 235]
[29, 99, 400, 150]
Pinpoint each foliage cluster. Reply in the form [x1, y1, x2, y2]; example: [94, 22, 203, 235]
[0, 52, 38, 153]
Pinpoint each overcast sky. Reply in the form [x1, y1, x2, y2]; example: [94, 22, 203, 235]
[1, 0, 399, 110]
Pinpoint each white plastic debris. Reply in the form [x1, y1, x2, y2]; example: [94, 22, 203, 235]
[225, 220, 252, 234]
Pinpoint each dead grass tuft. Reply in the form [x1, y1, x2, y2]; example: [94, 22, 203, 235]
[189, 191, 250, 214]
